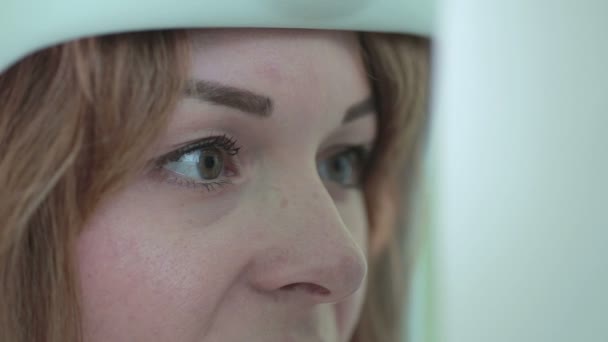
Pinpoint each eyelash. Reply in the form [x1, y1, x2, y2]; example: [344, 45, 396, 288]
[150, 134, 242, 192]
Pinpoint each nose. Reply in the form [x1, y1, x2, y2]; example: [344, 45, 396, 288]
[247, 177, 368, 305]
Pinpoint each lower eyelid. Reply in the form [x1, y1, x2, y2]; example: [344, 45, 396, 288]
[147, 165, 235, 193]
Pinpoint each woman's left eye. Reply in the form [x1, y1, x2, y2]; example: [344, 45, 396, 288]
[317, 146, 369, 188]
[151, 134, 241, 192]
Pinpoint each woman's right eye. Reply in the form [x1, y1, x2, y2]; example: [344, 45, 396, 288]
[164, 146, 226, 180]
[151, 134, 241, 192]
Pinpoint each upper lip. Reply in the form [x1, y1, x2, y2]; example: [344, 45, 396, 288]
[282, 305, 339, 342]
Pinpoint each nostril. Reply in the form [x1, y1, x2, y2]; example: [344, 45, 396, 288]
[281, 283, 331, 296]
[304, 283, 331, 296]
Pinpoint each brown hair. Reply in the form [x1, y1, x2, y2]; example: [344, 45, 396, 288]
[0, 30, 429, 341]
[354, 32, 430, 342]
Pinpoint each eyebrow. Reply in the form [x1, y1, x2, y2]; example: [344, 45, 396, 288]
[183, 79, 376, 123]
[184, 80, 274, 117]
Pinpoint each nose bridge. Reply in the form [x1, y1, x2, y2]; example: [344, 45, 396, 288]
[248, 170, 368, 304]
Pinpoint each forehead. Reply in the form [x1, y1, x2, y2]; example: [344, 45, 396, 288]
[184, 29, 371, 105]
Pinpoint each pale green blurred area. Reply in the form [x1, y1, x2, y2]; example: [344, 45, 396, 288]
[403, 148, 436, 342]
[405, 1, 608, 342]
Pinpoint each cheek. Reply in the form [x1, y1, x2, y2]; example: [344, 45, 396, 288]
[76, 190, 250, 341]
[75, 178, 370, 341]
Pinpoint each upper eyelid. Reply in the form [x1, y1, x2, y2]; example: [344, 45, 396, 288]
[318, 144, 371, 160]
[161, 141, 208, 162]
[158, 135, 240, 164]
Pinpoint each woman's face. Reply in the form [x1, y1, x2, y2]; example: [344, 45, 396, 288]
[77, 29, 376, 342]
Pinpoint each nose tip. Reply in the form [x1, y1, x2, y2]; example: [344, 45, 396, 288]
[249, 242, 368, 304]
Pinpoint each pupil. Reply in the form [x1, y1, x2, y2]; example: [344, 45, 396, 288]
[333, 157, 346, 172]
[331, 156, 348, 179]
[204, 156, 216, 169]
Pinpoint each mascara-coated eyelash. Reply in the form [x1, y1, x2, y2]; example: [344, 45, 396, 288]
[150, 134, 242, 192]
[161, 134, 241, 162]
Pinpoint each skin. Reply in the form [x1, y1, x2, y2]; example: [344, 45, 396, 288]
[77, 29, 377, 342]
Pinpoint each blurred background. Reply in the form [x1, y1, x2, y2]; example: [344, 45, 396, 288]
[404, 0, 607, 341]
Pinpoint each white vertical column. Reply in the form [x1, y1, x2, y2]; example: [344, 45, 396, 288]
[431, 1, 608, 341]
